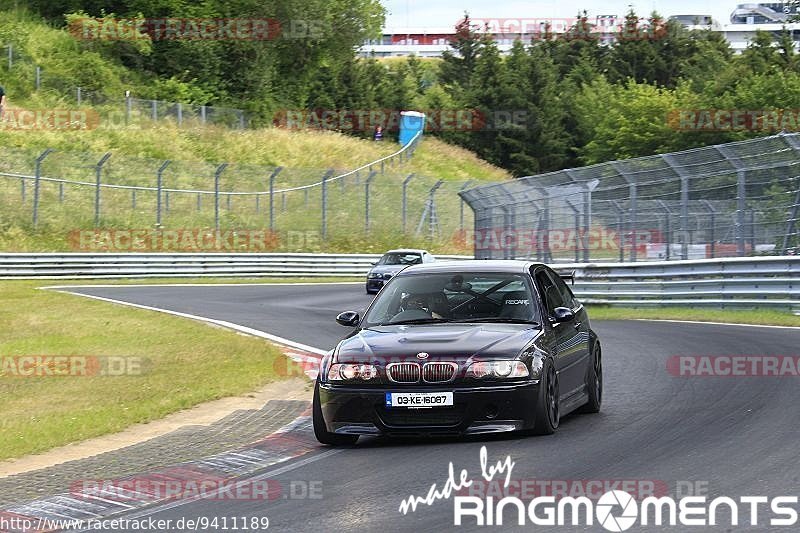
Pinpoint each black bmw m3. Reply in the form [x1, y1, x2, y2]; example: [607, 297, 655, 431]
[313, 260, 602, 445]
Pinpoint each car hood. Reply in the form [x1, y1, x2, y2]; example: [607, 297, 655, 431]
[335, 323, 541, 365]
[368, 265, 409, 276]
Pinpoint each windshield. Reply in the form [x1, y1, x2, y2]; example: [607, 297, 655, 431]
[363, 272, 539, 326]
[377, 252, 422, 266]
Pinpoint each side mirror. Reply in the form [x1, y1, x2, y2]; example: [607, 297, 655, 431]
[370, 261, 378, 266]
[336, 311, 360, 327]
[552, 307, 575, 323]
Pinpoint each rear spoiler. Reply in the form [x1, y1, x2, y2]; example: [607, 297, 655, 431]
[559, 271, 576, 286]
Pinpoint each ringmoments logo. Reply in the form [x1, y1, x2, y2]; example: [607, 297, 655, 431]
[396, 448, 800, 529]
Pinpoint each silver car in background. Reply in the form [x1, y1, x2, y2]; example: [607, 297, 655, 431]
[365, 249, 435, 294]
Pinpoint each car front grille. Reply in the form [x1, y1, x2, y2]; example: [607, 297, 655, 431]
[379, 407, 463, 427]
[386, 362, 420, 383]
[422, 362, 458, 383]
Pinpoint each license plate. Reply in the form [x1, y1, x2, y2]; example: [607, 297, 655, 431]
[385, 392, 453, 408]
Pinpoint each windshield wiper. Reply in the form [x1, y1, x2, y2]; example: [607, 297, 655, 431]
[376, 318, 454, 326]
[452, 318, 539, 324]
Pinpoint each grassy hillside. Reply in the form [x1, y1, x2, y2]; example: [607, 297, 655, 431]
[0, 7, 510, 254]
[0, 125, 509, 253]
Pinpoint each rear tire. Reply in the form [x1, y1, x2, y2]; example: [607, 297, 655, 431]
[579, 342, 602, 414]
[313, 380, 358, 446]
[531, 361, 559, 435]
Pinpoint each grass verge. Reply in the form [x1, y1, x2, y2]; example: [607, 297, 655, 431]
[587, 306, 800, 327]
[0, 280, 294, 461]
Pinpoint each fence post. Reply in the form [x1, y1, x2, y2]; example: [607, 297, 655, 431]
[35, 66, 41, 90]
[214, 163, 228, 230]
[196, 193, 202, 212]
[532, 186, 551, 262]
[156, 160, 170, 226]
[564, 198, 581, 263]
[131, 189, 136, 209]
[459, 180, 474, 233]
[402, 173, 415, 233]
[151, 100, 157, 121]
[736, 170, 746, 256]
[656, 200, 672, 260]
[176, 103, 183, 126]
[32, 149, 54, 228]
[201, 105, 206, 125]
[77, 87, 82, 106]
[268, 167, 283, 232]
[582, 179, 599, 262]
[125, 96, 132, 125]
[416, 180, 443, 241]
[364, 171, 378, 233]
[700, 200, 717, 258]
[94, 153, 112, 227]
[59, 181, 64, 203]
[321, 169, 333, 240]
[611, 201, 625, 263]
[782, 181, 800, 254]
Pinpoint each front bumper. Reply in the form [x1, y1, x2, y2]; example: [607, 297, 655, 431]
[318, 381, 540, 437]
[366, 278, 385, 293]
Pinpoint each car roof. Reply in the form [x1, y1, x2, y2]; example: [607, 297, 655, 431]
[383, 249, 429, 254]
[397, 259, 545, 275]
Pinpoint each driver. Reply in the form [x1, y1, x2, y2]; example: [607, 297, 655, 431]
[400, 293, 443, 319]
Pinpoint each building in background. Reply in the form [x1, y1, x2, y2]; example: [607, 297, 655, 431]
[361, 4, 800, 57]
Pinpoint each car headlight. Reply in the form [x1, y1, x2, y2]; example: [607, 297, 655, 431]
[368, 272, 381, 279]
[465, 361, 529, 379]
[383, 273, 393, 280]
[327, 363, 379, 381]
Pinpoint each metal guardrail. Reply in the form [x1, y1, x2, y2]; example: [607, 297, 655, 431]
[0, 253, 469, 279]
[553, 256, 799, 312]
[0, 254, 796, 312]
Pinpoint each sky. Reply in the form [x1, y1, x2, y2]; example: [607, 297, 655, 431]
[380, 0, 739, 28]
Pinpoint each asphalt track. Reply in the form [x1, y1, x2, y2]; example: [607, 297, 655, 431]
[54, 283, 800, 532]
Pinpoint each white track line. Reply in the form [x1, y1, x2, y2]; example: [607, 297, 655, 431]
[47, 289, 327, 356]
[635, 318, 800, 330]
[43, 281, 361, 289]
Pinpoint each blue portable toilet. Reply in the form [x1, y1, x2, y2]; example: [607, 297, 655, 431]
[399, 111, 425, 146]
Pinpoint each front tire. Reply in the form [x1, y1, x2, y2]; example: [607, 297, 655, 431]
[531, 361, 559, 435]
[579, 342, 602, 414]
[313, 380, 358, 446]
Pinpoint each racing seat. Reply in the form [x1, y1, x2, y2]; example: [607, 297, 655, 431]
[499, 291, 533, 320]
[427, 291, 451, 318]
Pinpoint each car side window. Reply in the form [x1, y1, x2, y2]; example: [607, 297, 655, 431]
[546, 269, 576, 309]
[534, 269, 565, 316]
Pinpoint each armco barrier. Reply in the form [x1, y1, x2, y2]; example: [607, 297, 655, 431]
[0, 253, 469, 279]
[553, 256, 799, 312]
[0, 254, 796, 312]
